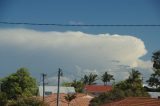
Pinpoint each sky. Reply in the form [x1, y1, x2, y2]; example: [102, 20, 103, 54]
[0, 0, 160, 84]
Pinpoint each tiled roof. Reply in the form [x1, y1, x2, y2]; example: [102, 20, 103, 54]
[85, 85, 112, 93]
[102, 97, 160, 106]
[43, 93, 93, 106]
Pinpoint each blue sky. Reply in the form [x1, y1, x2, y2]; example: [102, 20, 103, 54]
[0, 0, 160, 83]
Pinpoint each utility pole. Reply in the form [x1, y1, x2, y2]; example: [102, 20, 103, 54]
[42, 73, 47, 101]
[57, 68, 63, 106]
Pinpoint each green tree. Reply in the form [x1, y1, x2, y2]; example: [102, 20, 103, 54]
[7, 97, 48, 106]
[81, 73, 98, 85]
[62, 80, 84, 93]
[152, 50, 160, 69]
[115, 69, 148, 97]
[64, 93, 76, 106]
[101, 72, 114, 85]
[147, 50, 160, 88]
[1, 67, 38, 100]
[128, 69, 142, 84]
[71, 80, 84, 93]
[89, 89, 125, 106]
[0, 92, 8, 106]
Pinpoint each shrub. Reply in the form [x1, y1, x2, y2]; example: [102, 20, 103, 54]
[7, 97, 48, 106]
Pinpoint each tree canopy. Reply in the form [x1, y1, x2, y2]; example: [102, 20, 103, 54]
[62, 80, 84, 93]
[147, 50, 160, 89]
[81, 73, 98, 85]
[64, 93, 76, 106]
[90, 69, 149, 106]
[152, 50, 160, 69]
[1, 67, 38, 100]
[101, 72, 114, 85]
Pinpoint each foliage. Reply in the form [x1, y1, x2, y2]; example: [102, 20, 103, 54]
[1, 67, 38, 100]
[81, 73, 98, 85]
[89, 69, 149, 106]
[62, 80, 84, 93]
[147, 50, 160, 88]
[152, 50, 160, 69]
[101, 72, 114, 85]
[147, 69, 160, 88]
[64, 93, 76, 106]
[71, 80, 84, 92]
[89, 89, 125, 106]
[7, 97, 48, 106]
[115, 69, 149, 97]
[0, 92, 8, 106]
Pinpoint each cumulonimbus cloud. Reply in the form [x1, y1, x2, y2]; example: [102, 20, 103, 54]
[0, 28, 152, 80]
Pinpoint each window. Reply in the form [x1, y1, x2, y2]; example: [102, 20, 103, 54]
[45, 91, 52, 95]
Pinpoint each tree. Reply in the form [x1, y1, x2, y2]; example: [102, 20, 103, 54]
[101, 72, 114, 85]
[115, 69, 148, 97]
[1, 67, 38, 100]
[7, 97, 48, 106]
[147, 50, 160, 88]
[89, 89, 125, 106]
[152, 50, 160, 69]
[90, 69, 149, 106]
[71, 80, 84, 93]
[128, 69, 141, 83]
[0, 92, 8, 106]
[62, 80, 84, 93]
[64, 93, 76, 106]
[81, 73, 98, 85]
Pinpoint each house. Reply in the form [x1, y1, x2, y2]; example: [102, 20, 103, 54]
[101, 97, 160, 106]
[143, 84, 160, 98]
[43, 93, 93, 106]
[84, 85, 112, 96]
[148, 92, 160, 98]
[39, 86, 75, 96]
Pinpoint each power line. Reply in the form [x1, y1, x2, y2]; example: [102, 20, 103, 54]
[0, 21, 160, 27]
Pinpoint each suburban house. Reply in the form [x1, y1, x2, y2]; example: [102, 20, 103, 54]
[101, 97, 160, 106]
[39, 86, 75, 96]
[143, 84, 160, 98]
[43, 93, 93, 106]
[84, 85, 112, 96]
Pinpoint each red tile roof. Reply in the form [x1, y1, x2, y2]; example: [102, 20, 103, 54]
[42, 93, 93, 106]
[102, 97, 160, 106]
[85, 85, 112, 93]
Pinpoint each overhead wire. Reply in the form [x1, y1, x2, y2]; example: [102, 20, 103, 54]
[0, 21, 160, 27]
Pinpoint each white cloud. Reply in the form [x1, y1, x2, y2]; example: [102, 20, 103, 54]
[0, 28, 152, 81]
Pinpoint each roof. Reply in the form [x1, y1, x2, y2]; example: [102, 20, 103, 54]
[43, 93, 93, 106]
[102, 97, 160, 106]
[39, 86, 75, 96]
[148, 92, 160, 98]
[84, 85, 112, 93]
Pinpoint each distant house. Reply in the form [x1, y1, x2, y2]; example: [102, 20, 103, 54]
[148, 92, 160, 98]
[84, 85, 112, 96]
[143, 84, 160, 98]
[101, 97, 160, 106]
[39, 86, 75, 96]
[42, 93, 93, 106]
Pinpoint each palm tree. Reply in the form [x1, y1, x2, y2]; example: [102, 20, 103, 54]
[64, 93, 76, 106]
[71, 80, 84, 93]
[128, 69, 141, 83]
[101, 72, 114, 85]
[81, 73, 98, 85]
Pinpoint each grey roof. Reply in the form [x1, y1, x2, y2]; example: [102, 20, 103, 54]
[39, 86, 75, 96]
[148, 92, 160, 98]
